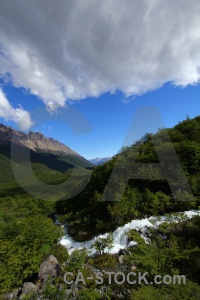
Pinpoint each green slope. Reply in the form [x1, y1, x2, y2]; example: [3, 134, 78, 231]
[0, 144, 92, 199]
[56, 115, 200, 239]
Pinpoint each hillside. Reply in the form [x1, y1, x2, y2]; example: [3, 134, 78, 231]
[0, 123, 91, 167]
[56, 115, 200, 239]
[0, 124, 92, 198]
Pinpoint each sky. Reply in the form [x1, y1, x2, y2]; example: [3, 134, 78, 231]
[0, 0, 200, 159]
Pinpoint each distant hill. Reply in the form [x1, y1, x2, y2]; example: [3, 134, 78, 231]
[0, 124, 93, 197]
[0, 123, 91, 163]
[0, 123, 92, 169]
[89, 156, 112, 165]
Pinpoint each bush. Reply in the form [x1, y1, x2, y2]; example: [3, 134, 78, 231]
[51, 244, 69, 264]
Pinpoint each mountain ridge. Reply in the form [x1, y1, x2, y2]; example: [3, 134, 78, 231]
[0, 123, 93, 187]
[89, 156, 112, 165]
[0, 123, 88, 160]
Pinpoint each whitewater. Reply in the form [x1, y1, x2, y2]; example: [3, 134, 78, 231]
[59, 210, 200, 255]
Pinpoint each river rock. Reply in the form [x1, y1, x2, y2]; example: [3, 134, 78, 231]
[119, 249, 126, 255]
[118, 255, 124, 264]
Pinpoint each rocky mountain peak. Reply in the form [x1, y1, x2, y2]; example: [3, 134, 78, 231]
[28, 131, 45, 141]
[0, 123, 81, 157]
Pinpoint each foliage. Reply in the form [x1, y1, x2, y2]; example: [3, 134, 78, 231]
[131, 282, 200, 300]
[23, 280, 66, 300]
[0, 196, 62, 293]
[91, 233, 114, 255]
[78, 288, 101, 300]
[56, 116, 200, 240]
[67, 248, 88, 272]
[125, 216, 200, 286]
[51, 243, 69, 264]
[93, 253, 117, 269]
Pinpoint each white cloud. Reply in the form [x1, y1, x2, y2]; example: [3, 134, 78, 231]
[0, 0, 200, 110]
[0, 88, 33, 130]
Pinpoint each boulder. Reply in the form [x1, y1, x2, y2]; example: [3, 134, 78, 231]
[38, 255, 61, 283]
[3, 288, 21, 300]
[19, 282, 37, 299]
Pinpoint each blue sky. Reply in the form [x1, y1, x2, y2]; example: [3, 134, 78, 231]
[1, 81, 200, 159]
[0, 1, 200, 159]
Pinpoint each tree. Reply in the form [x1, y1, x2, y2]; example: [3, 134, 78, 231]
[67, 248, 88, 272]
[0, 214, 63, 293]
[91, 233, 114, 255]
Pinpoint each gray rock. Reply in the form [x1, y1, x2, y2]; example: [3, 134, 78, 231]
[65, 289, 73, 298]
[3, 288, 21, 300]
[19, 282, 37, 299]
[65, 287, 78, 298]
[38, 255, 61, 283]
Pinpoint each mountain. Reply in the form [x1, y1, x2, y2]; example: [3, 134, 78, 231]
[0, 124, 93, 197]
[0, 123, 86, 158]
[0, 123, 92, 168]
[89, 156, 112, 165]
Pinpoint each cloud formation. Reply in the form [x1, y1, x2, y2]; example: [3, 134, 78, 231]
[0, 88, 33, 130]
[0, 0, 200, 110]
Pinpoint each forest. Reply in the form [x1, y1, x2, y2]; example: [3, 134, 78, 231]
[57, 116, 200, 239]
